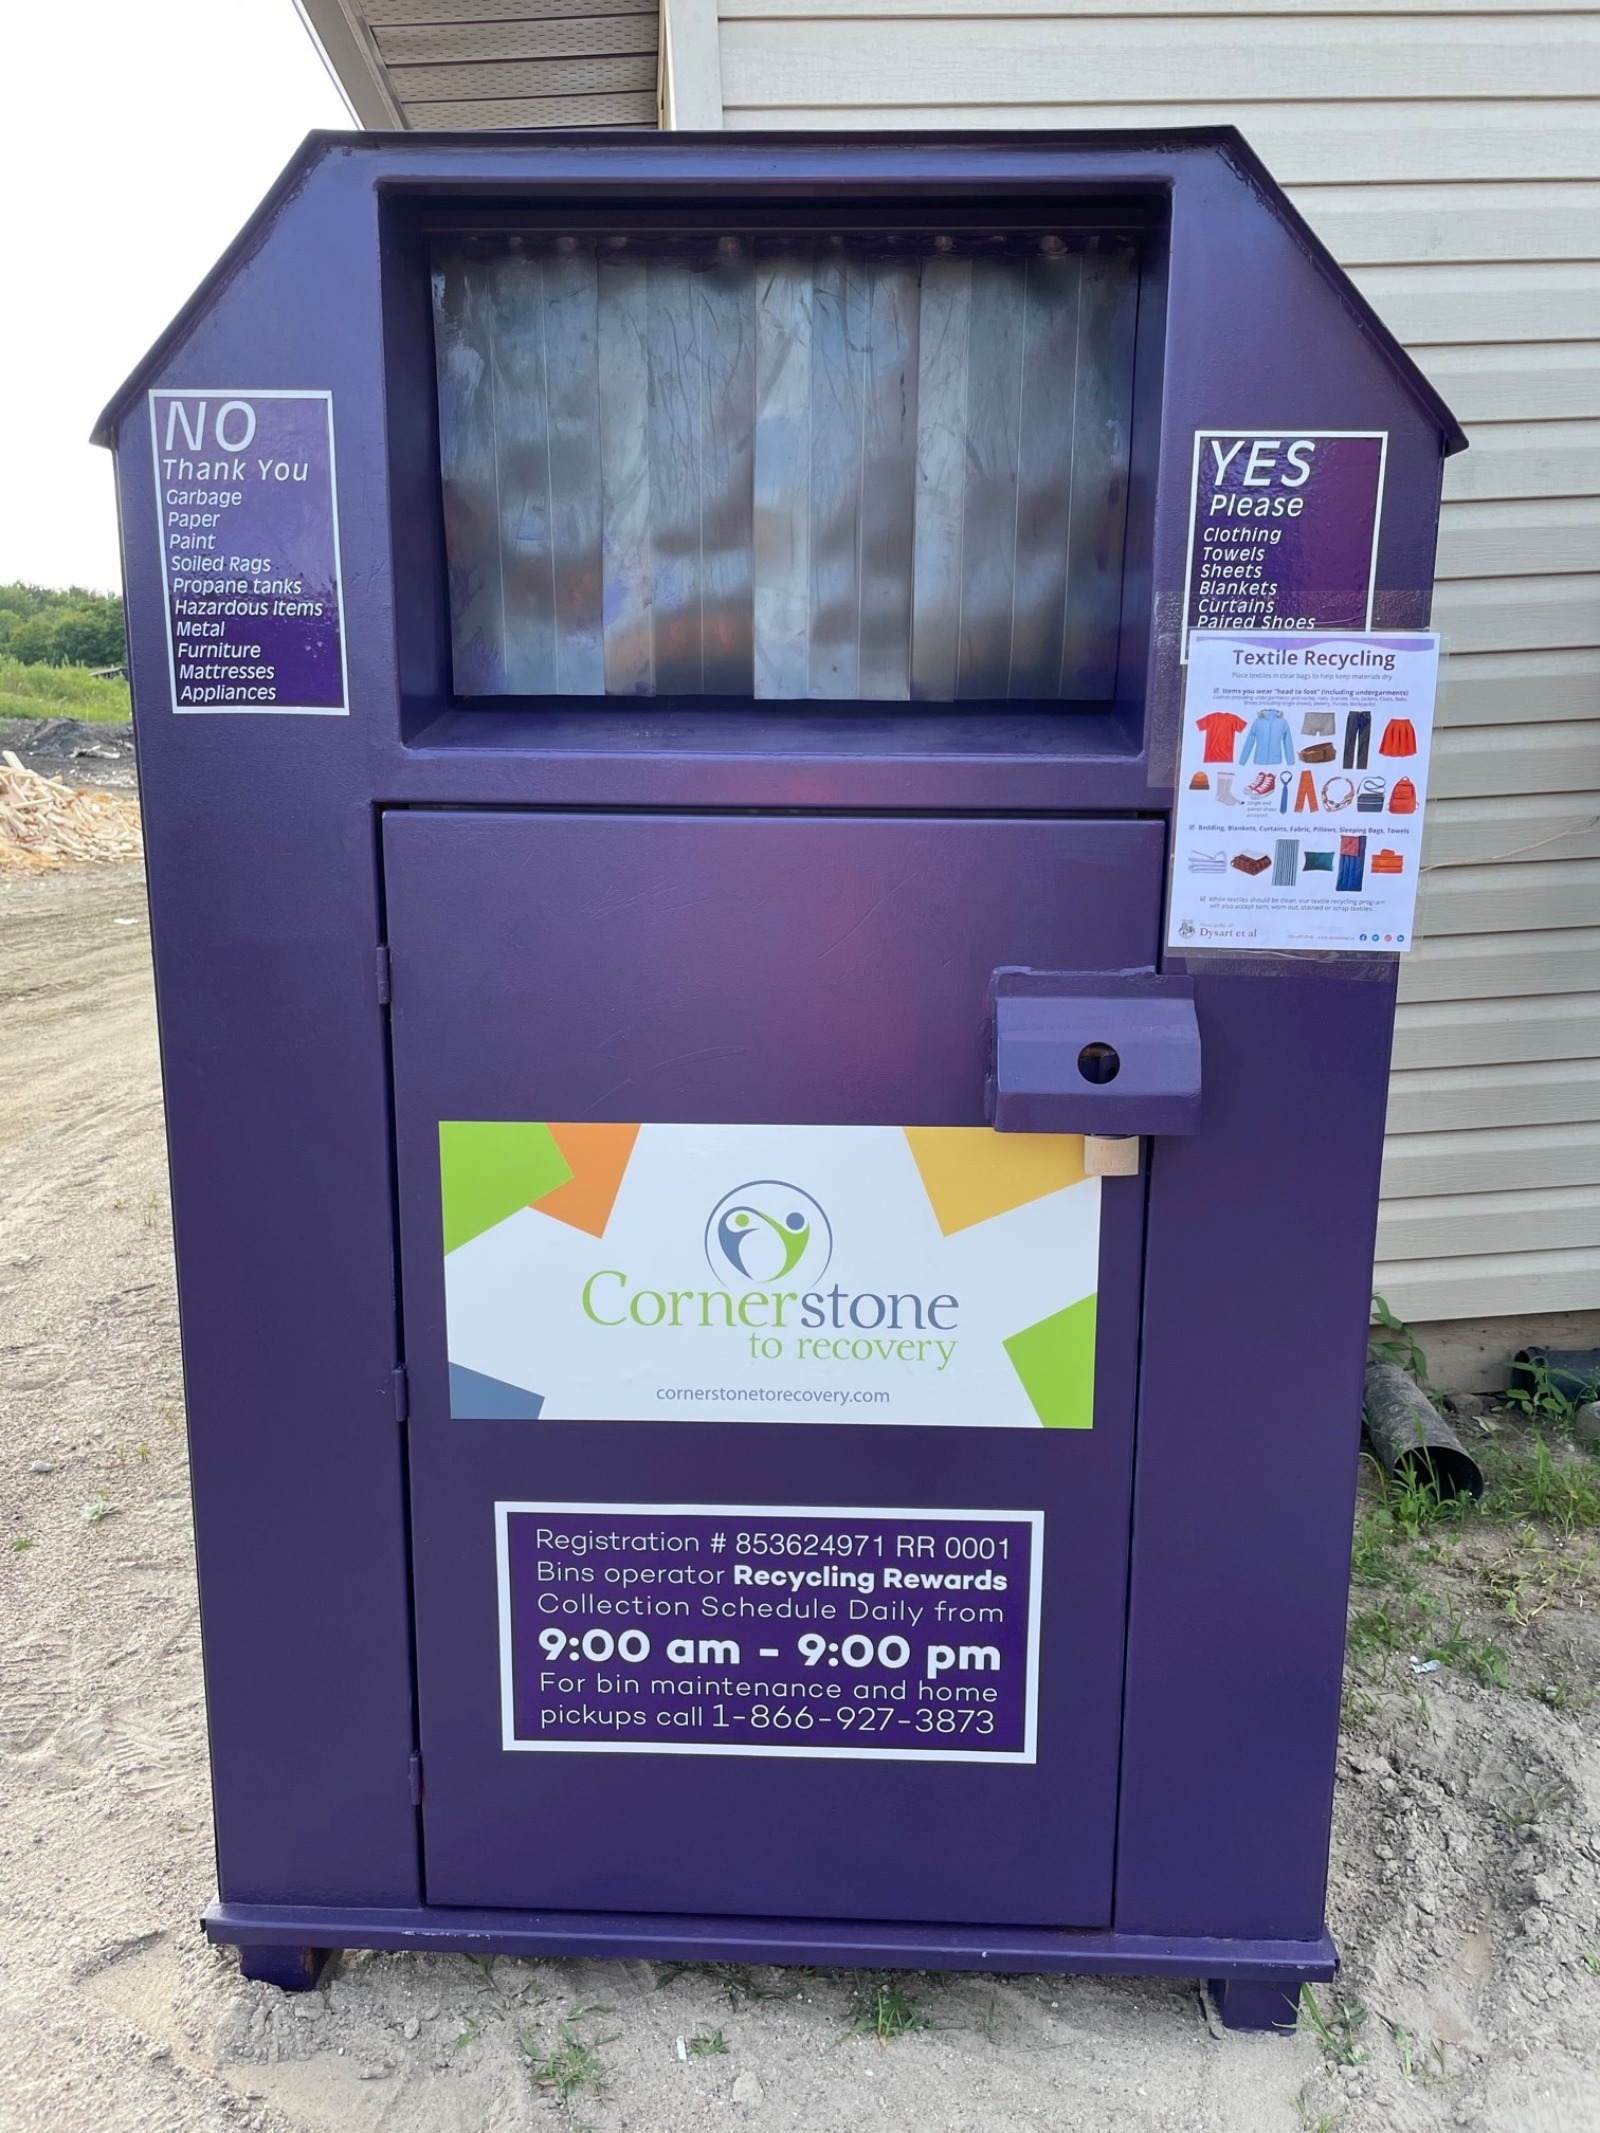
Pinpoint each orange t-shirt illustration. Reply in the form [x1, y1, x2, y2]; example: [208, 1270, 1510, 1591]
[1195, 711, 1247, 763]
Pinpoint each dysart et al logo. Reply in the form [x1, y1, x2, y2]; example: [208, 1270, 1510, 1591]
[579, 1180, 961, 1370]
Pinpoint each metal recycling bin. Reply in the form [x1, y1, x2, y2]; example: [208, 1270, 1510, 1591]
[96, 129, 1463, 2028]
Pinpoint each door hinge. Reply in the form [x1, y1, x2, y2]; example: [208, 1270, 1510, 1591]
[392, 1365, 410, 1423]
[375, 944, 392, 1006]
[408, 1749, 424, 1807]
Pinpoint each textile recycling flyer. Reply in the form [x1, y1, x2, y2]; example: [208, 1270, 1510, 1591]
[1168, 629, 1440, 953]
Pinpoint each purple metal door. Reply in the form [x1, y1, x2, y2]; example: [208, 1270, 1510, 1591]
[385, 810, 1162, 1927]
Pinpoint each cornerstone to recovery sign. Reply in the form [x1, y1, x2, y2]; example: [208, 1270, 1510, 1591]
[440, 1123, 1100, 1428]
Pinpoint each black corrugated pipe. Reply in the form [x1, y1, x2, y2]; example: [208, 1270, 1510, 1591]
[1362, 1361, 1484, 1501]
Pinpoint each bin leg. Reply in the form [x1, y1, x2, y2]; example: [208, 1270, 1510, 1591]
[1207, 1976, 1303, 2033]
[236, 1943, 329, 1992]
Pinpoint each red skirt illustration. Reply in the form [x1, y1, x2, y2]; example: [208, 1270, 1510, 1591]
[1379, 718, 1418, 758]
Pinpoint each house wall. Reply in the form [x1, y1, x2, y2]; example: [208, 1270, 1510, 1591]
[695, 0, 1600, 1324]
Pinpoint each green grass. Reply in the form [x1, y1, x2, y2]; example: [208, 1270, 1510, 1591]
[839, 1973, 935, 2044]
[521, 2012, 618, 2104]
[0, 657, 130, 725]
[1479, 1438, 1600, 1534]
[1298, 1988, 1368, 2068]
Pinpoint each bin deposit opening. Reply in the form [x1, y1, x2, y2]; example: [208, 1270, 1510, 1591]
[431, 230, 1139, 705]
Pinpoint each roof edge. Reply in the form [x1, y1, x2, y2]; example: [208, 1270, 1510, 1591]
[294, 0, 404, 129]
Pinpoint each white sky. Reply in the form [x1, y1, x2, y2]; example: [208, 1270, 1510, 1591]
[1, 2, 350, 595]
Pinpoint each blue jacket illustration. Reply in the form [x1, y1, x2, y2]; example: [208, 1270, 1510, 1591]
[1238, 709, 1295, 766]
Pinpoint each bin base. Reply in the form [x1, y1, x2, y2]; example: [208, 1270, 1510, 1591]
[236, 1941, 329, 1993]
[1206, 1974, 1304, 2031]
[205, 1898, 1332, 2028]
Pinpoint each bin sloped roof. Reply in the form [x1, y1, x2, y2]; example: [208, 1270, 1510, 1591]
[92, 127, 1465, 453]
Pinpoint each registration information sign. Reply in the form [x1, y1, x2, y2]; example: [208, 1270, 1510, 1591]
[497, 1503, 1043, 1763]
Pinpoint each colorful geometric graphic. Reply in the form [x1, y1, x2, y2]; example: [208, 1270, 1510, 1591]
[439, 1120, 641, 1253]
[1002, 1296, 1097, 1430]
[439, 1122, 573, 1254]
[903, 1127, 1087, 1236]
[440, 1122, 1100, 1429]
[534, 1123, 641, 1238]
[449, 1363, 545, 1421]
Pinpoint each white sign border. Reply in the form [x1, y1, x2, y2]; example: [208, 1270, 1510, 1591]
[146, 388, 351, 716]
[1180, 428, 1389, 663]
[495, 1500, 1044, 1766]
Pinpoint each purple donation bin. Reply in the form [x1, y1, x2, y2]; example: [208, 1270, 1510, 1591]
[96, 130, 1463, 2029]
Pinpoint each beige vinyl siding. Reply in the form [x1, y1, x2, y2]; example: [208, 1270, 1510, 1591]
[717, 0, 1600, 1322]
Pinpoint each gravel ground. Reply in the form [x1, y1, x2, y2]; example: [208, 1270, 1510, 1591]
[3, 863, 1598, 2133]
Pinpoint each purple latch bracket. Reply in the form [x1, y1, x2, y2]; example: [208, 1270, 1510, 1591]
[987, 968, 1202, 1137]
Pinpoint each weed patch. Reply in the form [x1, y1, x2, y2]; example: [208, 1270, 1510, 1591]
[1298, 1987, 1368, 2068]
[522, 2011, 619, 2108]
[1369, 1295, 1431, 1387]
[1479, 1439, 1600, 1535]
[839, 1973, 935, 2044]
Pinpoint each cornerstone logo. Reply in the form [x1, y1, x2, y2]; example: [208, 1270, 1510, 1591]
[705, 1181, 833, 1288]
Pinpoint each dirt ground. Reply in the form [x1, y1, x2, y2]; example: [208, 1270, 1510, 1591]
[3, 862, 1599, 2133]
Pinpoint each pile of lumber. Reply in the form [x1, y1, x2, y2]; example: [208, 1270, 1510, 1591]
[0, 750, 143, 872]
